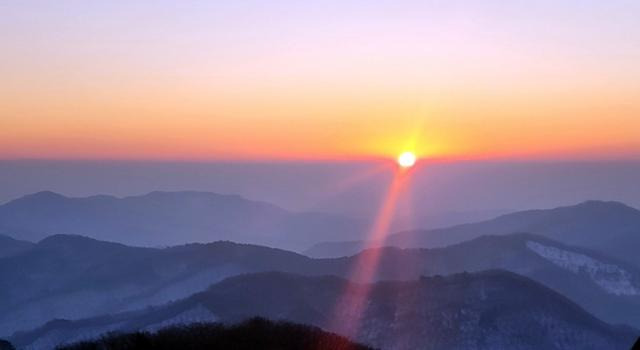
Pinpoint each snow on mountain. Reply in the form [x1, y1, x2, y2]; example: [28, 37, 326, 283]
[14, 271, 639, 350]
[526, 241, 640, 296]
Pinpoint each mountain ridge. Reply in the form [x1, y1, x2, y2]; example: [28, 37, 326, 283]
[307, 200, 640, 268]
[0, 234, 33, 258]
[3, 231, 640, 337]
[0, 190, 366, 250]
[12, 270, 638, 350]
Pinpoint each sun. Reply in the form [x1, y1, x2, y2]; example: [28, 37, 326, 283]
[397, 151, 417, 168]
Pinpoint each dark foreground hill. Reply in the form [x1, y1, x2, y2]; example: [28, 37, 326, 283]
[58, 318, 373, 350]
[13, 271, 638, 350]
[0, 339, 14, 350]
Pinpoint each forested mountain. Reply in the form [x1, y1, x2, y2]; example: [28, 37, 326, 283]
[4, 232, 640, 338]
[58, 318, 373, 350]
[13, 271, 637, 350]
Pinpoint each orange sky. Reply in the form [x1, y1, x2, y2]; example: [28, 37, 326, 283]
[2, 1, 639, 161]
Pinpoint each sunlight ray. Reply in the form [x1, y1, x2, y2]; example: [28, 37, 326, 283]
[326, 165, 415, 338]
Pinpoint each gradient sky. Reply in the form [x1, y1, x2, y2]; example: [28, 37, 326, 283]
[2, 1, 639, 160]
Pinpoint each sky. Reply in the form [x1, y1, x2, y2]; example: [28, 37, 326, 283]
[2, 0, 640, 161]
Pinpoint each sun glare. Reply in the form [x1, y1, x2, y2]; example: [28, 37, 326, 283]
[397, 152, 417, 168]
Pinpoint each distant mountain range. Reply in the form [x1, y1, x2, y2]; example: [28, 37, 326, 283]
[0, 191, 366, 250]
[306, 200, 640, 267]
[6, 191, 640, 270]
[3, 231, 640, 339]
[12, 271, 637, 350]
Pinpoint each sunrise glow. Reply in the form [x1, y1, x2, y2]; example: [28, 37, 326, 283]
[397, 152, 417, 168]
[1, 2, 640, 162]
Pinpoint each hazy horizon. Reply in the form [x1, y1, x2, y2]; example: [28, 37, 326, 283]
[3, 159, 640, 220]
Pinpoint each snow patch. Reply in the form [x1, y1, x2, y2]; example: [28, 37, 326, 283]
[526, 241, 640, 296]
